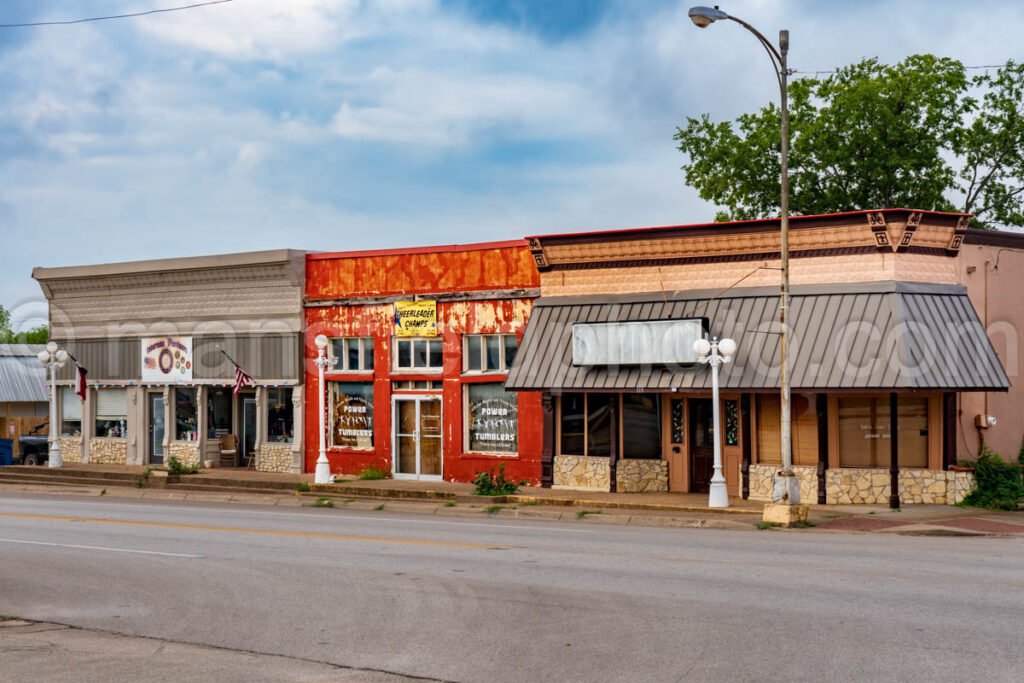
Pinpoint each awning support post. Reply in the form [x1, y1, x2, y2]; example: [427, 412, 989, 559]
[889, 392, 900, 510]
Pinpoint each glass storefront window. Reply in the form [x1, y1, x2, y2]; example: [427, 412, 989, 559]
[95, 388, 128, 438]
[838, 397, 928, 468]
[465, 383, 518, 454]
[61, 387, 82, 437]
[586, 394, 613, 457]
[560, 393, 585, 455]
[622, 394, 660, 459]
[330, 382, 374, 449]
[559, 393, 618, 457]
[206, 388, 232, 438]
[175, 387, 198, 441]
[267, 388, 294, 443]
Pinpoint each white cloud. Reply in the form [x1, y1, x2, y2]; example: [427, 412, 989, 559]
[137, 0, 362, 61]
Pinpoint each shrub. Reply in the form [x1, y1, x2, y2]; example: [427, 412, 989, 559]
[167, 456, 200, 475]
[472, 465, 525, 496]
[961, 447, 1024, 511]
[311, 497, 334, 508]
[295, 482, 311, 492]
[358, 467, 388, 480]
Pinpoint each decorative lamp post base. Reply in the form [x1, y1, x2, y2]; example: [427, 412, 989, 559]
[708, 479, 729, 508]
[314, 458, 332, 484]
[48, 446, 62, 469]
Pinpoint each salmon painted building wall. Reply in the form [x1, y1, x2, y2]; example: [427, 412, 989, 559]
[304, 241, 543, 484]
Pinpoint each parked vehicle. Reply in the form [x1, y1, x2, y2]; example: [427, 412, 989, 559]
[18, 422, 49, 466]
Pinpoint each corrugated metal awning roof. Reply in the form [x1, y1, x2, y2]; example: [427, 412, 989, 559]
[505, 281, 1010, 393]
[0, 345, 48, 403]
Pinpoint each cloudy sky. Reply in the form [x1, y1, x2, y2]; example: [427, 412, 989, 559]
[2, 0, 1022, 330]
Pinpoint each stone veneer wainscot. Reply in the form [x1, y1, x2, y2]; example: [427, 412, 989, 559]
[257, 443, 295, 473]
[825, 468, 975, 505]
[616, 459, 668, 493]
[89, 439, 127, 465]
[553, 454, 610, 491]
[57, 437, 83, 464]
[168, 442, 202, 468]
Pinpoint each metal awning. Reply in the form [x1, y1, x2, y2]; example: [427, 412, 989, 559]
[505, 281, 1009, 393]
[0, 345, 48, 403]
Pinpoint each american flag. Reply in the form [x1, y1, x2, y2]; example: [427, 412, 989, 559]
[233, 363, 254, 396]
[221, 349, 254, 396]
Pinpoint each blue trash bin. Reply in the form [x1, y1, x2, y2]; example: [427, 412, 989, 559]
[0, 439, 13, 467]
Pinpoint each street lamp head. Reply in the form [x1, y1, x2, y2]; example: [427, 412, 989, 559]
[314, 334, 329, 350]
[693, 338, 712, 358]
[718, 338, 738, 358]
[688, 5, 729, 28]
[46, 341, 58, 355]
[55, 349, 69, 363]
[37, 350, 50, 365]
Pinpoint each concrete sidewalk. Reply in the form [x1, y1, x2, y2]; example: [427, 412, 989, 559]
[2, 464, 1022, 535]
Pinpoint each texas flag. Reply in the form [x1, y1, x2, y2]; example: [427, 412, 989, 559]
[75, 363, 88, 401]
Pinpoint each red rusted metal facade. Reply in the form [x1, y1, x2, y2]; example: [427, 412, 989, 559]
[304, 241, 543, 484]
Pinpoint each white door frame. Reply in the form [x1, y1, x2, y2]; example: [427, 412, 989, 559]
[392, 394, 443, 481]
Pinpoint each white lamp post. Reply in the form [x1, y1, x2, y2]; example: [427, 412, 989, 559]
[693, 336, 737, 508]
[37, 341, 69, 469]
[313, 334, 334, 484]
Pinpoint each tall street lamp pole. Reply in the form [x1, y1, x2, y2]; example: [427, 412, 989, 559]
[693, 336, 738, 508]
[313, 334, 334, 484]
[689, 6, 799, 504]
[37, 341, 69, 469]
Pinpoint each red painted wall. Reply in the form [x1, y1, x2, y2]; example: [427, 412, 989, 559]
[304, 242, 543, 484]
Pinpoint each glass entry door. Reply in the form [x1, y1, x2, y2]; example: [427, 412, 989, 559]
[148, 393, 165, 465]
[689, 399, 714, 494]
[393, 396, 443, 480]
[241, 396, 257, 467]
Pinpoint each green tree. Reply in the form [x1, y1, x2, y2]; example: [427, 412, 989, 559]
[675, 55, 1024, 228]
[0, 305, 48, 344]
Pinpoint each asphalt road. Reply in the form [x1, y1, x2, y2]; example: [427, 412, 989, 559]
[1, 492, 1022, 683]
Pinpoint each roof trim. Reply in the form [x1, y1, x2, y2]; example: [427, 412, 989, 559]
[307, 239, 528, 262]
[963, 229, 1024, 248]
[33, 249, 305, 282]
[533, 281, 968, 308]
[527, 208, 970, 244]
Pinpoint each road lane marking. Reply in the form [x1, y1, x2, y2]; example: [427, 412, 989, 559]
[0, 513, 509, 550]
[0, 537, 203, 558]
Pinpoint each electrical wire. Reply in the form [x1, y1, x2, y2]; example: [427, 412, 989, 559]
[0, 0, 234, 28]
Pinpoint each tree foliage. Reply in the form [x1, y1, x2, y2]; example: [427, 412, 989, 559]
[0, 304, 48, 344]
[675, 55, 1024, 227]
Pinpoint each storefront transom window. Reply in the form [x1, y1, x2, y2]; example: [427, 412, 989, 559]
[330, 337, 374, 372]
[394, 338, 442, 371]
[464, 334, 517, 373]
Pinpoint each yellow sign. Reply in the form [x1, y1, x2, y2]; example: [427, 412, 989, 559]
[394, 300, 437, 337]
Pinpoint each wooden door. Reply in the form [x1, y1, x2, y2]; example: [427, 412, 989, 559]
[666, 397, 688, 492]
[689, 399, 714, 494]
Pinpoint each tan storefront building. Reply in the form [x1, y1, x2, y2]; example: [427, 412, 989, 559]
[506, 209, 1017, 505]
[33, 250, 305, 473]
